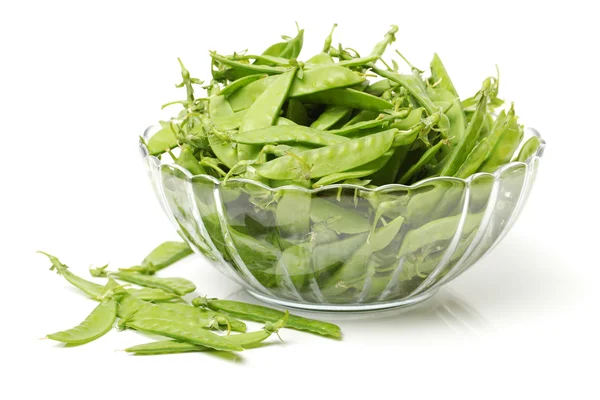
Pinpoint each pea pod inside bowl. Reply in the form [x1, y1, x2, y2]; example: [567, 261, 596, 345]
[139, 24, 545, 310]
[140, 123, 544, 311]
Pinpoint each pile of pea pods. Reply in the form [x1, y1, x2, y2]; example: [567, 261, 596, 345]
[143, 24, 541, 305]
[147, 24, 540, 186]
[40, 242, 341, 355]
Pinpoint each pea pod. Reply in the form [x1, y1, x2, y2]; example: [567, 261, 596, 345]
[233, 125, 349, 146]
[39, 251, 105, 299]
[147, 121, 178, 156]
[220, 74, 268, 96]
[454, 137, 492, 179]
[285, 98, 309, 125]
[398, 140, 447, 184]
[309, 197, 370, 234]
[193, 297, 341, 339]
[153, 302, 246, 333]
[125, 314, 287, 355]
[92, 268, 196, 296]
[369, 25, 398, 57]
[275, 183, 311, 238]
[330, 110, 409, 136]
[47, 296, 117, 345]
[312, 150, 394, 187]
[297, 88, 392, 111]
[479, 109, 523, 173]
[238, 68, 298, 161]
[430, 53, 459, 98]
[310, 105, 353, 130]
[255, 128, 398, 180]
[516, 136, 541, 162]
[258, 28, 304, 61]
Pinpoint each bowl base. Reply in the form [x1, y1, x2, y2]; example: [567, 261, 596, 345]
[245, 289, 438, 312]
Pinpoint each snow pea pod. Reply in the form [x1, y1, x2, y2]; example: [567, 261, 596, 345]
[430, 53, 459, 98]
[370, 25, 398, 57]
[254, 128, 398, 180]
[330, 111, 408, 136]
[258, 28, 304, 61]
[125, 314, 286, 355]
[220, 74, 268, 96]
[156, 302, 247, 333]
[310, 105, 353, 130]
[211, 110, 247, 130]
[312, 150, 393, 187]
[428, 87, 465, 148]
[306, 52, 335, 66]
[516, 136, 541, 162]
[93, 269, 196, 296]
[309, 197, 370, 234]
[122, 315, 243, 352]
[365, 79, 397, 96]
[284, 99, 310, 125]
[275, 182, 311, 238]
[169, 145, 206, 176]
[47, 296, 117, 345]
[398, 140, 447, 184]
[193, 297, 342, 339]
[39, 251, 105, 299]
[275, 244, 312, 290]
[439, 79, 491, 176]
[147, 121, 178, 156]
[321, 215, 404, 292]
[210, 52, 288, 75]
[454, 137, 492, 179]
[234, 125, 349, 146]
[296, 88, 392, 111]
[126, 287, 180, 303]
[479, 110, 523, 173]
[238, 68, 297, 161]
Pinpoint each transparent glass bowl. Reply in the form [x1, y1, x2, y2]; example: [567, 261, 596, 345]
[140, 126, 545, 311]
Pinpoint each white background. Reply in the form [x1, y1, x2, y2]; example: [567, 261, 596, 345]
[1, 0, 599, 398]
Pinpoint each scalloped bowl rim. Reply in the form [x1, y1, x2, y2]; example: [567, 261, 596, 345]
[139, 124, 545, 193]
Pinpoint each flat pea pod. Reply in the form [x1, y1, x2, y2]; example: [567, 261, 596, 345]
[102, 270, 196, 296]
[210, 52, 288, 76]
[126, 287, 180, 303]
[370, 25, 398, 57]
[369, 146, 409, 185]
[39, 251, 105, 299]
[254, 128, 398, 180]
[365, 79, 397, 97]
[122, 315, 243, 352]
[220, 74, 268, 97]
[430, 53, 459, 98]
[516, 136, 541, 162]
[258, 28, 304, 61]
[311, 232, 369, 274]
[125, 315, 286, 355]
[344, 110, 379, 127]
[147, 121, 178, 156]
[275, 244, 312, 290]
[439, 80, 491, 176]
[479, 112, 523, 173]
[288, 66, 364, 97]
[157, 302, 247, 333]
[454, 137, 492, 179]
[227, 76, 275, 111]
[209, 95, 234, 119]
[337, 55, 380, 68]
[208, 134, 238, 169]
[305, 52, 335, 66]
[193, 297, 342, 339]
[398, 139, 447, 184]
[296, 88, 392, 111]
[47, 297, 117, 345]
[276, 116, 297, 126]
[312, 150, 393, 187]
[310, 105, 352, 130]
[140, 241, 192, 273]
[398, 212, 483, 258]
[211, 110, 247, 130]
[428, 87, 465, 148]
[285, 98, 310, 126]
[321, 215, 404, 292]
[170, 145, 206, 176]
[330, 111, 408, 136]
[234, 125, 349, 146]
[309, 197, 370, 234]
[275, 183, 311, 238]
[238, 68, 297, 161]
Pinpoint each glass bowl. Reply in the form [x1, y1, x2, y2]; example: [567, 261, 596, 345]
[139, 125, 545, 311]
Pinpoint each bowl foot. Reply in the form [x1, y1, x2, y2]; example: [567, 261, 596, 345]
[245, 289, 439, 312]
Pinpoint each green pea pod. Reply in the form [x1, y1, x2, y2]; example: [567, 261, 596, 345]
[479, 110, 523, 173]
[275, 244, 312, 290]
[209, 95, 234, 119]
[430, 53, 459, 98]
[220, 74, 268, 97]
[312, 150, 394, 187]
[305, 52, 335, 66]
[207, 134, 238, 169]
[255, 128, 398, 180]
[211, 110, 247, 130]
[169, 146, 205, 176]
[275, 184, 311, 238]
[275, 116, 297, 126]
[365, 79, 397, 96]
[337, 55, 380, 68]
[193, 297, 341, 339]
[122, 315, 243, 352]
[155, 302, 247, 333]
[126, 287, 180, 303]
[439, 79, 491, 176]
[322, 215, 404, 291]
[516, 136, 541, 162]
[39, 251, 105, 299]
[259, 28, 304, 61]
[103, 271, 196, 296]
[398, 140, 447, 184]
[147, 121, 178, 156]
[125, 314, 287, 355]
[310, 105, 353, 130]
[296, 88, 392, 111]
[428, 87, 466, 148]
[330, 111, 409, 136]
[345, 110, 379, 126]
[234, 125, 349, 146]
[309, 197, 371, 234]
[454, 137, 492, 179]
[238, 68, 298, 161]
[47, 296, 117, 345]
[211, 52, 288, 76]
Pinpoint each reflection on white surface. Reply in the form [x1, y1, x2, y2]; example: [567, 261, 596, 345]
[224, 287, 490, 336]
